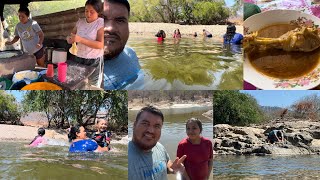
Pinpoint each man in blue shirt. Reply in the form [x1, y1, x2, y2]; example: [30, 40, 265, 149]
[129, 106, 187, 180]
[223, 24, 243, 45]
[104, 0, 142, 89]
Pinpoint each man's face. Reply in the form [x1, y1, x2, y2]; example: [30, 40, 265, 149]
[133, 111, 163, 151]
[104, 2, 129, 59]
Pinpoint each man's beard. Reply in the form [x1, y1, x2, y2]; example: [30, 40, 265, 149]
[104, 30, 126, 60]
[104, 45, 125, 60]
[132, 134, 157, 151]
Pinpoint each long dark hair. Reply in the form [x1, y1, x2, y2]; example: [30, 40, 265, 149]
[68, 125, 81, 142]
[225, 24, 236, 43]
[85, 0, 102, 14]
[155, 30, 166, 38]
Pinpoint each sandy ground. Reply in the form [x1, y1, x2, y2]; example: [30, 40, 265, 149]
[129, 22, 243, 38]
[0, 124, 68, 142]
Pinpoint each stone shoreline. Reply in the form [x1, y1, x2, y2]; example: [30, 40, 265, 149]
[213, 120, 320, 155]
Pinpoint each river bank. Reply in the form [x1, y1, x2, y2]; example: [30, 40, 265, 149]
[213, 120, 320, 155]
[129, 22, 243, 38]
[128, 98, 213, 119]
[0, 124, 67, 142]
[0, 124, 128, 144]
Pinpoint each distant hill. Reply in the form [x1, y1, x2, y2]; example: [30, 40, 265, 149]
[260, 106, 283, 113]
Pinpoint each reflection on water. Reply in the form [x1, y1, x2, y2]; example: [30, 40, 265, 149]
[127, 35, 243, 90]
[0, 140, 128, 179]
[214, 155, 320, 179]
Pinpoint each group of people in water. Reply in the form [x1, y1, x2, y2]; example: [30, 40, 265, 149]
[155, 24, 243, 45]
[27, 119, 111, 153]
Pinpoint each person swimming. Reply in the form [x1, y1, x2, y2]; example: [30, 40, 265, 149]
[203, 29, 212, 38]
[173, 29, 181, 39]
[91, 119, 111, 151]
[223, 24, 243, 45]
[28, 127, 46, 147]
[69, 125, 106, 153]
[156, 30, 166, 41]
[193, 32, 197, 37]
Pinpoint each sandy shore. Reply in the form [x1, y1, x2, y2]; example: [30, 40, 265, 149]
[0, 124, 67, 142]
[129, 22, 243, 38]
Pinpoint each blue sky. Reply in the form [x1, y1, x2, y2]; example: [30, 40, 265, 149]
[7, 90, 24, 103]
[241, 91, 320, 108]
[225, 0, 235, 7]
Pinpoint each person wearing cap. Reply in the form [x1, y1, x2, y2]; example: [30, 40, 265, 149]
[104, 0, 143, 90]
[223, 24, 243, 45]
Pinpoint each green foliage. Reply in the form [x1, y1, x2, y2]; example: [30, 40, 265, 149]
[213, 91, 264, 126]
[130, 0, 230, 24]
[192, 1, 229, 25]
[29, 0, 87, 17]
[3, 1, 86, 36]
[105, 91, 128, 132]
[231, 0, 243, 16]
[0, 91, 21, 125]
[22, 91, 128, 132]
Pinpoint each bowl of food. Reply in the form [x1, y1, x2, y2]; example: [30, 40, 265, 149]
[12, 70, 39, 84]
[21, 82, 62, 90]
[244, 10, 320, 89]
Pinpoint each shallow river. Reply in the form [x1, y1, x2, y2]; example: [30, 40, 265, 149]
[127, 36, 243, 90]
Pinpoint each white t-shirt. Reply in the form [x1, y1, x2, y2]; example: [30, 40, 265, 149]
[14, 19, 43, 54]
[76, 17, 104, 59]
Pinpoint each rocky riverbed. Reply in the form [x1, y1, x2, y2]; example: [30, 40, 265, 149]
[213, 120, 320, 155]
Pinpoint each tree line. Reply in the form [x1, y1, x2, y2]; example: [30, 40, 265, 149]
[0, 91, 128, 132]
[213, 91, 320, 126]
[129, 0, 233, 25]
[128, 90, 212, 104]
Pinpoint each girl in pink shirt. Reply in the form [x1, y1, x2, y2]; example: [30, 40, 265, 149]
[67, 0, 104, 87]
[177, 118, 213, 180]
[29, 127, 46, 147]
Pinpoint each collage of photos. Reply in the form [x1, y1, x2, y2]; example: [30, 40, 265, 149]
[1, 0, 320, 179]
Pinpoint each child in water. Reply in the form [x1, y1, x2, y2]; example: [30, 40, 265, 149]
[155, 30, 166, 41]
[91, 119, 111, 151]
[67, 0, 104, 87]
[27, 127, 46, 147]
[6, 7, 45, 67]
[177, 118, 213, 180]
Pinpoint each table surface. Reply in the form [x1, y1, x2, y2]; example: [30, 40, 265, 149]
[43, 60, 95, 90]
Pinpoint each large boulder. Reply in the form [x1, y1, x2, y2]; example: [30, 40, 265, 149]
[213, 120, 320, 155]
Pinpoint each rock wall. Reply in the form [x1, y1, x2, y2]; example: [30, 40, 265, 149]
[213, 121, 320, 155]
